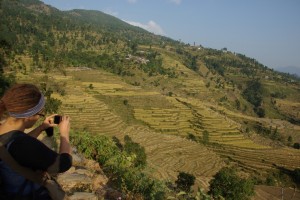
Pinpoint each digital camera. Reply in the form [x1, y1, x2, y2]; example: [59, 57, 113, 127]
[54, 115, 62, 124]
[45, 115, 62, 136]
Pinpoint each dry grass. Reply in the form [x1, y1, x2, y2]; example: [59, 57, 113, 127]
[254, 185, 300, 200]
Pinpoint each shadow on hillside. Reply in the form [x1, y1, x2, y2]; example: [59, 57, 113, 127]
[274, 165, 300, 188]
[254, 185, 300, 200]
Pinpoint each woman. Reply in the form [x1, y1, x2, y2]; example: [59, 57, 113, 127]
[0, 83, 72, 199]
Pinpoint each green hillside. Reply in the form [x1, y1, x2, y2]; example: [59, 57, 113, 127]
[1, 0, 300, 199]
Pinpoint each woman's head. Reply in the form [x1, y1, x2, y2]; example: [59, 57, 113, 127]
[0, 83, 45, 119]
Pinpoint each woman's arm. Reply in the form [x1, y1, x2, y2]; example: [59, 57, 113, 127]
[47, 115, 72, 173]
[27, 124, 46, 138]
[58, 115, 71, 154]
[9, 135, 58, 171]
[9, 115, 72, 174]
[27, 114, 57, 138]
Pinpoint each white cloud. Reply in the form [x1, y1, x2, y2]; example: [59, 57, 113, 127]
[169, 0, 181, 5]
[127, 0, 137, 4]
[124, 20, 166, 35]
[104, 8, 118, 17]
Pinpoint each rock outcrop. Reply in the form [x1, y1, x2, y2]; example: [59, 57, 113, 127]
[40, 136, 122, 200]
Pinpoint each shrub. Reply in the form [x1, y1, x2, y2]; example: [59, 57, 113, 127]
[175, 172, 196, 193]
[209, 167, 254, 200]
[71, 131, 166, 199]
[293, 168, 300, 184]
[123, 99, 128, 105]
[265, 175, 276, 186]
[235, 99, 241, 110]
[202, 130, 210, 144]
[293, 143, 300, 149]
[187, 133, 197, 142]
[242, 80, 263, 107]
[124, 135, 147, 168]
[254, 107, 265, 118]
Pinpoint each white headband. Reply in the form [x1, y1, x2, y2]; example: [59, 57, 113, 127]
[8, 94, 45, 118]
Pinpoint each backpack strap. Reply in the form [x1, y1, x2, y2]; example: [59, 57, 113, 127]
[0, 131, 47, 185]
[0, 131, 18, 147]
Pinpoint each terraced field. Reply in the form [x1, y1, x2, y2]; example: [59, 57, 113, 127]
[16, 68, 300, 192]
[254, 185, 300, 200]
[203, 100, 300, 145]
[134, 95, 269, 149]
[122, 125, 224, 189]
[133, 98, 195, 135]
[181, 98, 271, 148]
[212, 145, 300, 174]
[22, 69, 224, 189]
[161, 54, 209, 95]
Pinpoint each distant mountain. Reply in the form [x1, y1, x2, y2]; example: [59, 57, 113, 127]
[275, 66, 300, 77]
[65, 9, 146, 32]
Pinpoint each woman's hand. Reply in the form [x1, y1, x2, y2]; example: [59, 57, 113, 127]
[41, 114, 59, 130]
[58, 115, 71, 154]
[58, 115, 70, 138]
[27, 114, 59, 138]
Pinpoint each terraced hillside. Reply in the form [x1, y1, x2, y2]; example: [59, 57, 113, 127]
[16, 69, 225, 190]
[16, 67, 300, 191]
[212, 145, 300, 175]
[134, 96, 270, 149]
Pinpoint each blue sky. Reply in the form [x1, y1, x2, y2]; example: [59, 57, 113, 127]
[41, 0, 300, 71]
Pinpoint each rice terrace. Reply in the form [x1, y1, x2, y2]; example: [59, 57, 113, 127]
[16, 66, 300, 199]
[1, 0, 300, 199]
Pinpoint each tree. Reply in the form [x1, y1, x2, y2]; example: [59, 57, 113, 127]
[287, 136, 293, 146]
[0, 23, 14, 95]
[189, 56, 198, 71]
[129, 41, 138, 54]
[187, 133, 196, 142]
[124, 135, 147, 168]
[39, 82, 62, 114]
[209, 167, 254, 200]
[293, 168, 300, 184]
[0, 74, 12, 95]
[242, 80, 265, 117]
[123, 99, 128, 106]
[265, 175, 276, 186]
[44, 96, 62, 114]
[202, 130, 210, 144]
[242, 80, 263, 107]
[254, 107, 265, 118]
[293, 143, 300, 149]
[175, 171, 195, 193]
[235, 99, 241, 110]
[112, 136, 123, 151]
